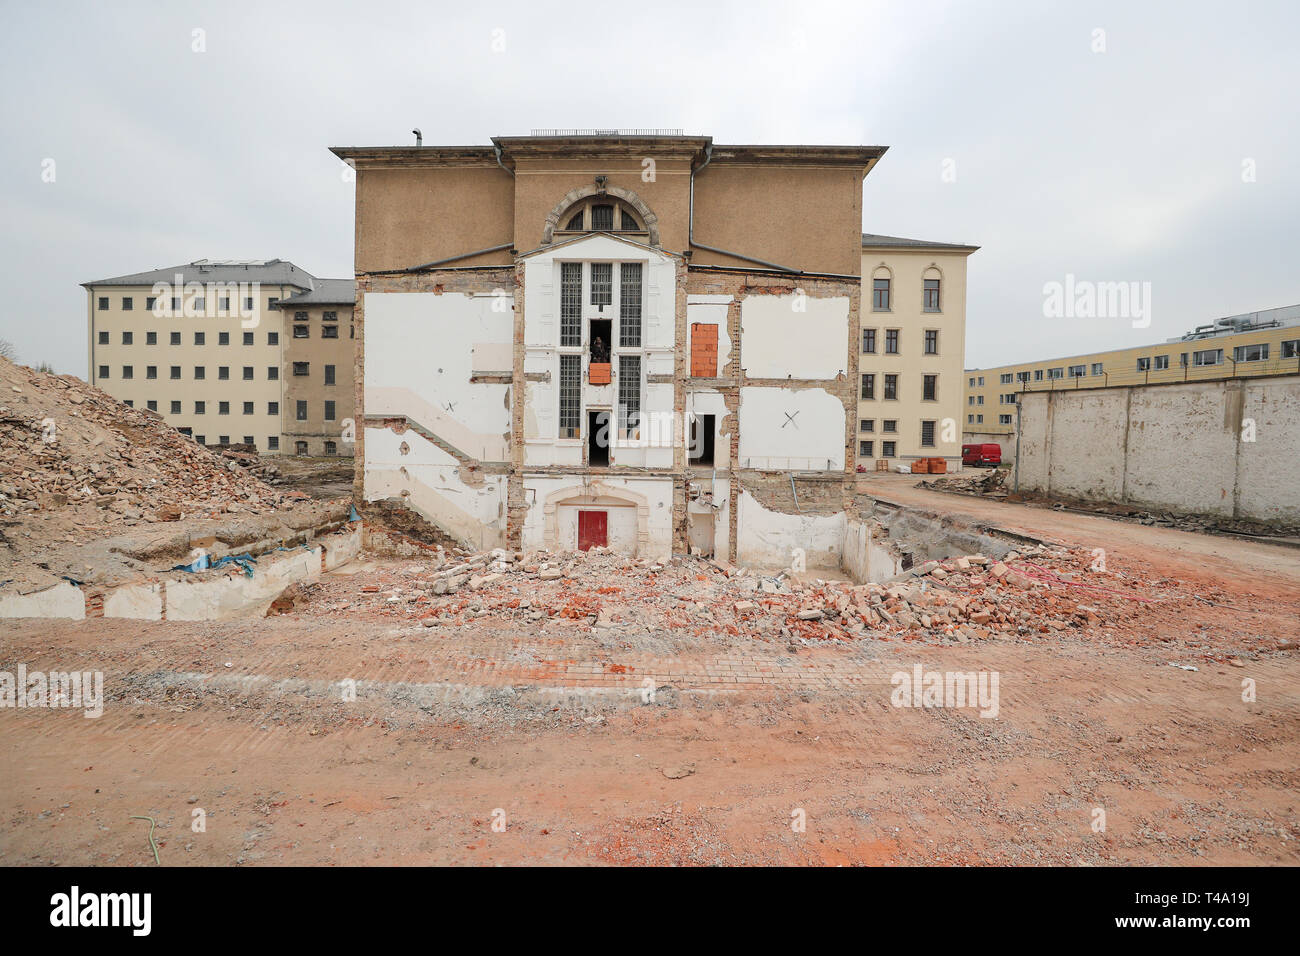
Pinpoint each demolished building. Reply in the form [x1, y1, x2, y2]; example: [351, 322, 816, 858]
[333, 131, 970, 567]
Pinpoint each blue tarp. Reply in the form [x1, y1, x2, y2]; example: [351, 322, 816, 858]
[172, 552, 257, 578]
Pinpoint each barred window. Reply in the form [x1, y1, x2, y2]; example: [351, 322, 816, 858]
[619, 263, 642, 347]
[618, 354, 641, 438]
[590, 204, 614, 230]
[921, 420, 936, 447]
[621, 208, 639, 230]
[559, 354, 581, 437]
[590, 262, 612, 307]
[560, 263, 582, 346]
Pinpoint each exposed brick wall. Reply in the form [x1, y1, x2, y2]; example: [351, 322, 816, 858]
[690, 323, 718, 377]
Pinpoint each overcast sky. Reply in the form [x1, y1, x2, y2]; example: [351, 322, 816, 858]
[1, 0, 1296, 375]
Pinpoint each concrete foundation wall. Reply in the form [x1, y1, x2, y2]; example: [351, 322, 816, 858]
[736, 489, 845, 570]
[1017, 375, 1300, 521]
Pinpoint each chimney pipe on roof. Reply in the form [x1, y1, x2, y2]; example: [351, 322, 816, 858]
[412, 128, 422, 147]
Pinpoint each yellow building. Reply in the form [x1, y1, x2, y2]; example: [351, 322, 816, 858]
[963, 304, 1300, 446]
[859, 234, 979, 469]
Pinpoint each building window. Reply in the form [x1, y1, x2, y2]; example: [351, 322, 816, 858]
[968, 377, 975, 388]
[243, 401, 254, 415]
[1017, 371, 1030, 383]
[860, 419, 874, 433]
[146, 296, 157, 311]
[922, 374, 937, 401]
[193, 331, 205, 346]
[268, 402, 279, 414]
[195, 401, 205, 414]
[883, 419, 897, 433]
[97, 296, 108, 310]
[268, 436, 279, 450]
[1154, 355, 1169, 370]
[171, 297, 181, 312]
[590, 204, 614, 230]
[293, 362, 309, 376]
[619, 263, 642, 347]
[1282, 340, 1300, 359]
[322, 325, 338, 338]
[296, 400, 307, 421]
[976, 414, 983, 423]
[240, 366, 252, 380]
[243, 331, 254, 345]
[323, 311, 337, 323]
[295, 441, 308, 456]
[98, 330, 109, 345]
[325, 440, 337, 455]
[268, 331, 279, 345]
[98, 365, 109, 379]
[884, 374, 898, 400]
[999, 414, 1012, 425]
[1001, 393, 1015, 404]
[146, 366, 157, 379]
[194, 366, 205, 380]
[170, 331, 181, 345]
[219, 297, 230, 312]
[1091, 363, 1103, 375]
[244, 297, 254, 311]
[618, 354, 642, 438]
[1233, 343, 1269, 362]
[882, 441, 896, 457]
[968, 395, 975, 405]
[216, 331, 228, 345]
[920, 420, 936, 447]
[170, 366, 180, 379]
[1033, 369, 1043, 381]
[590, 262, 612, 307]
[1000, 373, 1012, 384]
[558, 354, 581, 438]
[977, 395, 984, 404]
[146, 331, 157, 345]
[218, 366, 230, 380]
[294, 325, 309, 338]
[1136, 357, 1151, 372]
[560, 262, 582, 347]
[1069, 365, 1085, 378]
[218, 402, 229, 415]
[924, 330, 938, 354]
[242, 435, 254, 445]
[872, 278, 890, 311]
[1048, 368, 1063, 379]
[268, 367, 279, 380]
[195, 435, 204, 444]
[923, 278, 941, 312]
[885, 329, 899, 354]
[120, 331, 133, 345]
[860, 441, 873, 457]
[121, 365, 133, 379]
[968, 414, 974, 424]
[324, 400, 336, 421]
[147, 400, 157, 411]
[295, 311, 308, 322]
[860, 373, 875, 400]
[121, 297, 133, 311]
[267, 298, 279, 311]
[862, 328, 876, 353]
[170, 401, 181, 414]
[325, 365, 336, 385]
[1193, 349, 1224, 366]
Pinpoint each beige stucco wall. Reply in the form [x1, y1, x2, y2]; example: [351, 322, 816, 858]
[282, 303, 356, 455]
[857, 248, 970, 465]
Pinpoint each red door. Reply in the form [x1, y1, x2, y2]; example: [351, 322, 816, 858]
[577, 510, 608, 550]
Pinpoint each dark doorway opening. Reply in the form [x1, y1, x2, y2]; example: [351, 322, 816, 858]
[589, 319, 612, 363]
[588, 410, 610, 466]
[689, 414, 715, 465]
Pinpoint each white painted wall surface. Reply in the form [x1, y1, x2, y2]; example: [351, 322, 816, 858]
[741, 294, 849, 379]
[736, 489, 845, 570]
[738, 386, 845, 470]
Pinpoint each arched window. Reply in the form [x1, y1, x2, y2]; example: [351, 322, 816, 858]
[557, 197, 647, 235]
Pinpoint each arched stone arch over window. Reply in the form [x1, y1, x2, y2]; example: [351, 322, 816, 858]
[542, 185, 661, 246]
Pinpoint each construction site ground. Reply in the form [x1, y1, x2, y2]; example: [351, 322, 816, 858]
[2, 480, 1297, 866]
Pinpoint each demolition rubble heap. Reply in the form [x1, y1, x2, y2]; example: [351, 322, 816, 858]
[0, 357, 297, 526]
[298, 539, 1270, 657]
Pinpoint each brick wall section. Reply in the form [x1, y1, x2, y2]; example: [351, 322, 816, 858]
[690, 323, 718, 377]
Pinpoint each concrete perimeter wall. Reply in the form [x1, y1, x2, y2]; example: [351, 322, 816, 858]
[1017, 375, 1300, 522]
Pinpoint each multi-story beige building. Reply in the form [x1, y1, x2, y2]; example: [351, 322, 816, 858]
[964, 303, 1300, 447]
[83, 260, 355, 455]
[277, 279, 356, 456]
[858, 234, 978, 469]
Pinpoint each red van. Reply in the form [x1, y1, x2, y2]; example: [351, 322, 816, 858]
[962, 443, 1001, 467]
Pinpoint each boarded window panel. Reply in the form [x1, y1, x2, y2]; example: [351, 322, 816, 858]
[559, 354, 581, 437]
[618, 355, 641, 437]
[619, 263, 642, 347]
[560, 263, 582, 346]
[590, 263, 612, 307]
[691, 323, 718, 377]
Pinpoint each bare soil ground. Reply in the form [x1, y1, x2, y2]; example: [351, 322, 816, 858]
[2, 486, 1297, 866]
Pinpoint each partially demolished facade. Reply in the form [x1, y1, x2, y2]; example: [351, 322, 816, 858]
[333, 132, 892, 565]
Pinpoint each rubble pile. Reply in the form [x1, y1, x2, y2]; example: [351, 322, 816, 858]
[305, 540, 1169, 651]
[919, 468, 1008, 498]
[0, 357, 302, 532]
